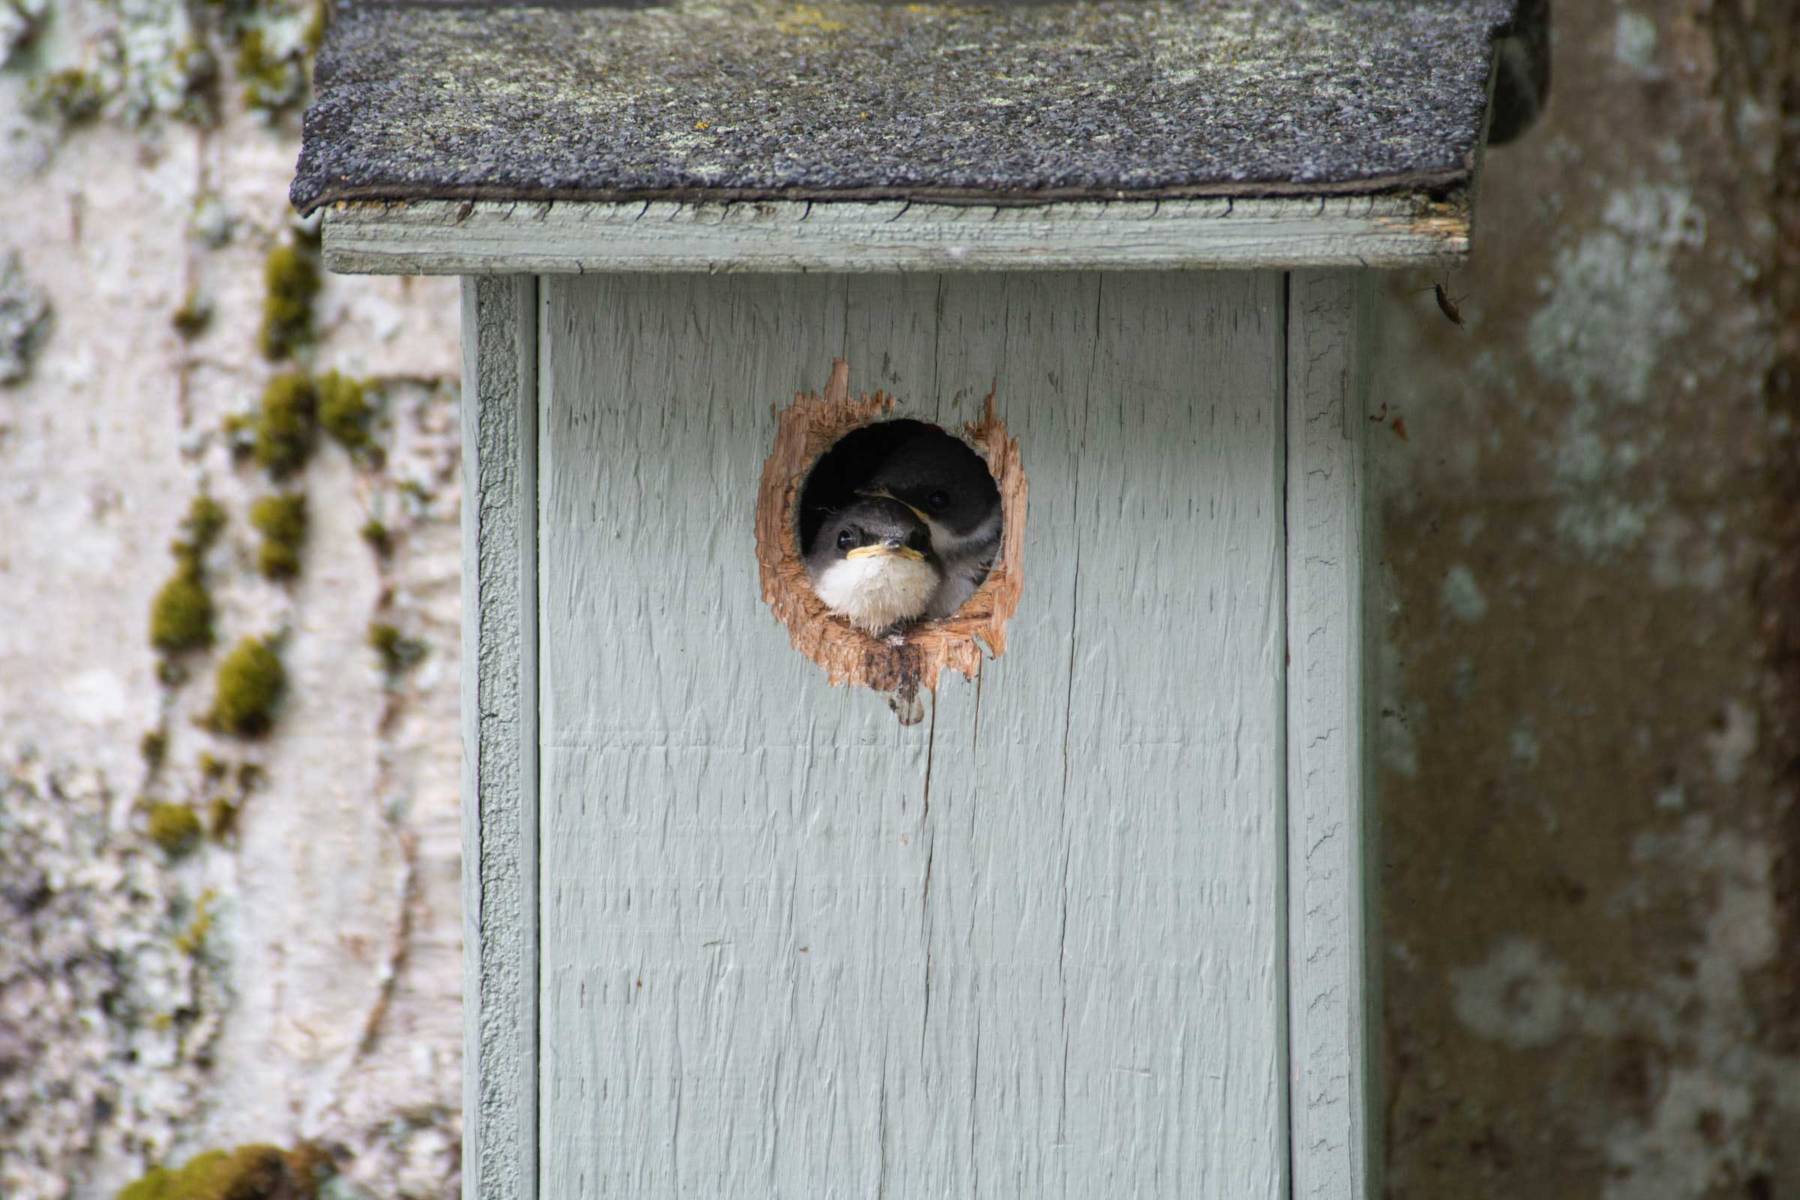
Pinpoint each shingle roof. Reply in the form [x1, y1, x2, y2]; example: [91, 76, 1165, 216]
[293, 0, 1526, 214]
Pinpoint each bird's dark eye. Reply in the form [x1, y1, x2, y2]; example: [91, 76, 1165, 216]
[926, 490, 950, 512]
[836, 529, 857, 551]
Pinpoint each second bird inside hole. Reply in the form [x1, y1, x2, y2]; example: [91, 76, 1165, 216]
[800, 420, 1003, 638]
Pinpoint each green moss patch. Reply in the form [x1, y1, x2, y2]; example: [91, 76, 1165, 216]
[208, 795, 241, 840]
[170, 40, 223, 127]
[174, 494, 227, 565]
[316, 371, 372, 450]
[117, 1142, 327, 1200]
[359, 518, 392, 558]
[153, 493, 229, 657]
[250, 373, 317, 477]
[236, 29, 307, 118]
[258, 243, 320, 362]
[208, 637, 286, 737]
[368, 623, 427, 675]
[303, 0, 331, 55]
[30, 68, 105, 126]
[146, 802, 202, 857]
[150, 569, 215, 654]
[172, 290, 213, 340]
[174, 889, 217, 955]
[249, 492, 307, 580]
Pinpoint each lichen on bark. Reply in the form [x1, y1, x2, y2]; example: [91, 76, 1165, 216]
[0, 0, 464, 1189]
[1375, 4, 1800, 1196]
[0, 250, 51, 386]
[0, 0, 47, 67]
[0, 760, 224, 1198]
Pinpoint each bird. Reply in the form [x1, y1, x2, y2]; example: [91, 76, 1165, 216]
[857, 433, 1002, 619]
[805, 496, 942, 637]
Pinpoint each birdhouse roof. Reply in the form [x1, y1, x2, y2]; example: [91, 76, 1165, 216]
[294, 0, 1539, 273]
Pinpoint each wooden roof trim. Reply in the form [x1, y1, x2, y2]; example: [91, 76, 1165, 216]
[323, 192, 1473, 275]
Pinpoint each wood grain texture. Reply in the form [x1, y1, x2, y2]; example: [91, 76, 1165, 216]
[461, 276, 538, 1200]
[535, 272, 1288, 1196]
[322, 197, 1469, 276]
[1284, 270, 1377, 1200]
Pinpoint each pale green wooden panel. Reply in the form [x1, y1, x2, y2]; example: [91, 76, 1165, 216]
[461, 276, 538, 1200]
[538, 272, 1286, 1197]
[325, 197, 1471, 276]
[1286, 271, 1378, 1200]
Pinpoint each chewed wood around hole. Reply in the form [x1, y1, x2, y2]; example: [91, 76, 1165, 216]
[755, 358, 1027, 712]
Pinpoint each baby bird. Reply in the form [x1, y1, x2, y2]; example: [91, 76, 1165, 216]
[858, 433, 1002, 619]
[805, 496, 942, 637]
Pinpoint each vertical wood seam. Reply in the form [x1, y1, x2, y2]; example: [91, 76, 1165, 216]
[1276, 271, 1294, 1200]
[1354, 274, 1384, 1200]
[459, 278, 477, 1200]
[525, 275, 542, 1200]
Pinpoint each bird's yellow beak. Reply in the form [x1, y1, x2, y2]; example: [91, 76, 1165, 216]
[845, 544, 925, 561]
[856, 487, 931, 525]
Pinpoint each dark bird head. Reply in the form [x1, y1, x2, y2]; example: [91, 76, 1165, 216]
[809, 495, 934, 565]
[856, 433, 1001, 558]
[805, 496, 940, 635]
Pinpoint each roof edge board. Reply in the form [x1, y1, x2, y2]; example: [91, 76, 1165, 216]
[292, 169, 1475, 219]
[321, 193, 1473, 275]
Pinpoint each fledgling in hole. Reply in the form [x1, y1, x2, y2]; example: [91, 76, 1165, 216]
[806, 496, 941, 637]
[858, 433, 1002, 620]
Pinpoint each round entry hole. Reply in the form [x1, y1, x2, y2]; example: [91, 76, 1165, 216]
[755, 359, 1027, 711]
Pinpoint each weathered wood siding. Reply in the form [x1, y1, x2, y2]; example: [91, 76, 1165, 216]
[1285, 271, 1377, 1199]
[325, 198, 1468, 276]
[461, 276, 539, 1200]
[534, 272, 1289, 1196]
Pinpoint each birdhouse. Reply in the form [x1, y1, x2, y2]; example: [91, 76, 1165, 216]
[292, 2, 1542, 1195]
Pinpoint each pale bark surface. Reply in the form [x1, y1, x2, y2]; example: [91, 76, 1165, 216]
[2, 4, 465, 1195]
